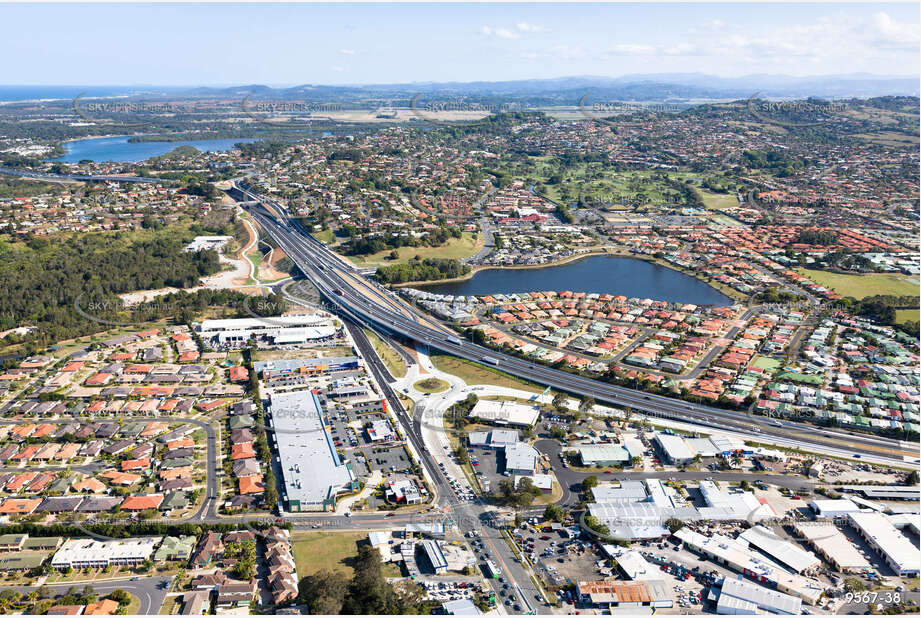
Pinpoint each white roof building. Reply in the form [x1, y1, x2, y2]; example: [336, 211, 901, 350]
[654, 434, 693, 463]
[739, 526, 821, 574]
[808, 498, 862, 518]
[270, 390, 355, 512]
[849, 512, 921, 576]
[471, 399, 540, 427]
[717, 577, 802, 615]
[51, 537, 160, 569]
[197, 314, 337, 345]
[792, 522, 871, 573]
[504, 443, 539, 475]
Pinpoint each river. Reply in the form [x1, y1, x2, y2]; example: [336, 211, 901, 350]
[414, 255, 732, 306]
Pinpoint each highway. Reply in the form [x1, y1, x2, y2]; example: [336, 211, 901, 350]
[231, 182, 913, 465]
[0, 166, 161, 184]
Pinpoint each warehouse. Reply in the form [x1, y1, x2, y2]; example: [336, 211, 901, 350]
[51, 537, 160, 570]
[592, 481, 648, 503]
[792, 522, 871, 573]
[808, 498, 862, 519]
[653, 434, 693, 464]
[197, 314, 338, 345]
[420, 539, 448, 574]
[269, 390, 357, 512]
[576, 444, 630, 466]
[739, 526, 821, 574]
[716, 577, 802, 615]
[673, 528, 823, 605]
[848, 512, 921, 576]
[576, 580, 672, 609]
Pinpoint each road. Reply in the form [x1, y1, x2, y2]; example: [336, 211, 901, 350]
[230, 182, 912, 466]
[1, 576, 173, 615]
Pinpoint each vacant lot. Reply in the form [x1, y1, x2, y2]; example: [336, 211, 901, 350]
[430, 354, 544, 394]
[796, 269, 919, 299]
[292, 531, 366, 577]
[292, 531, 401, 578]
[346, 233, 483, 267]
[696, 189, 739, 210]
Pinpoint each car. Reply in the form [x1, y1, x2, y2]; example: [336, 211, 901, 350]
[386, 512, 396, 517]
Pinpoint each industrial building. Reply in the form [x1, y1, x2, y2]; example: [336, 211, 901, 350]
[674, 528, 824, 605]
[808, 498, 863, 519]
[576, 580, 672, 609]
[576, 444, 630, 466]
[848, 512, 921, 576]
[197, 314, 338, 345]
[715, 577, 802, 615]
[738, 526, 821, 574]
[419, 539, 448, 574]
[792, 522, 872, 573]
[653, 434, 694, 464]
[269, 390, 357, 512]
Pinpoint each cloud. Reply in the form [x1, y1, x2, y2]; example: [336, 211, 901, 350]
[516, 22, 546, 33]
[339, 48, 355, 55]
[480, 25, 492, 36]
[495, 28, 520, 40]
[607, 43, 656, 56]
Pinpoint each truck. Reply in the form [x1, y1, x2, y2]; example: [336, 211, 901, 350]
[445, 336, 462, 345]
[480, 356, 500, 367]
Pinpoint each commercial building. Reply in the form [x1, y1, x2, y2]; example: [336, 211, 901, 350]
[420, 539, 448, 574]
[51, 537, 160, 570]
[716, 577, 802, 615]
[470, 399, 540, 427]
[256, 356, 361, 387]
[197, 314, 338, 346]
[468, 429, 518, 449]
[503, 442, 539, 476]
[269, 390, 357, 512]
[792, 522, 871, 573]
[848, 512, 921, 576]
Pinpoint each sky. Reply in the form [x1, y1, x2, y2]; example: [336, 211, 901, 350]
[3, 2, 918, 85]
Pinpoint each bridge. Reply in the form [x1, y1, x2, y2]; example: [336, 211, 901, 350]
[0, 166, 161, 184]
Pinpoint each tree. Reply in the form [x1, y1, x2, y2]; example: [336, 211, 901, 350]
[552, 393, 569, 413]
[544, 504, 569, 523]
[665, 518, 684, 533]
[582, 475, 598, 491]
[300, 570, 349, 614]
[579, 396, 595, 416]
[906, 470, 919, 486]
[843, 578, 866, 593]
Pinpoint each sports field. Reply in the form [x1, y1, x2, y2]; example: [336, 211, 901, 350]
[796, 269, 919, 299]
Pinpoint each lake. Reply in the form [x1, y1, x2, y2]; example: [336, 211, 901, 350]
[49, 136, 257, 163]
[414, 255, 733, 306]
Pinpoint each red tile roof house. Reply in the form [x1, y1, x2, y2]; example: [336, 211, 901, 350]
[119, 494, 164, 511]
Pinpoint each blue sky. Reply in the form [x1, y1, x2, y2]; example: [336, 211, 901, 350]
[4, 2, 918, 85]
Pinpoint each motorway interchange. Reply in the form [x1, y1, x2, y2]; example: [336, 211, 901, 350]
[222, 183, 918, 614]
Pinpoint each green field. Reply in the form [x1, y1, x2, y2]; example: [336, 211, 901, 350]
[292, 531, 400, 578]
[346, 232, 482, 267]
[430, 354, 544, 394]
[895, 309, 920, 325]
[696, 188, 740, 210]
[796, 269, 919, 299]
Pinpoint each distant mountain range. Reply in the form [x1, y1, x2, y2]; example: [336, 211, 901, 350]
[4, 74, 916, 105]
[184, 73, 919, 102]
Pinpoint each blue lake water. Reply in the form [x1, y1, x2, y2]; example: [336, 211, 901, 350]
[414, 255, 733, 306]
[49, 136, 257, 163]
